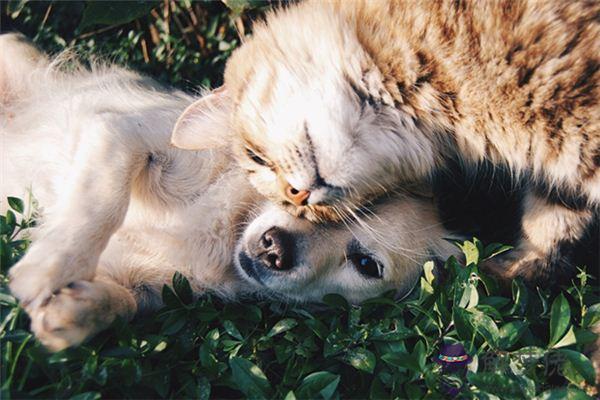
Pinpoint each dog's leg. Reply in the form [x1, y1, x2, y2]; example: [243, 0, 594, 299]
[28, 277, 137, 351]
[28, 262, 189, 351]
[9, 115, 151, 309]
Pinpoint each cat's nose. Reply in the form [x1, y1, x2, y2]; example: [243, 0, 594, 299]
[257, 227, 294, 270]
[284, 183, 311, 206]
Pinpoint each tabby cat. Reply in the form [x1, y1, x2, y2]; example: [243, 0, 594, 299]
[171, 0, 599, 284]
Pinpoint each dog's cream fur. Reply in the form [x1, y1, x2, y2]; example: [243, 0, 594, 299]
[1, 34, 456, 351]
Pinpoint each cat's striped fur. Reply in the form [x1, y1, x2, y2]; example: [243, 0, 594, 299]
[173, 0, 599, 285]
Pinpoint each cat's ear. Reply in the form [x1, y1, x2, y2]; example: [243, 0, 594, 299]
[171, 86, 232, 150]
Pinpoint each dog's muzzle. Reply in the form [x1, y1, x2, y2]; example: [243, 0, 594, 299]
[238, 227, 296, 284]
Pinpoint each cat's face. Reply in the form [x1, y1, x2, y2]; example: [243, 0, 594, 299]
[170, 3, 439, 222]
[234, 194, 454, 303]
[226, 35, 442, 222]
[172, 60, 434, 223]
[228, 66, 420, 222]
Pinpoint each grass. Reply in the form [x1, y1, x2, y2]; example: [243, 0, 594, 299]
[2, 2, 600, 399]
[1, 197, 599, 399]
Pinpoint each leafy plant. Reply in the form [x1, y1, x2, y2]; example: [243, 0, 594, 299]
[2, 0, 269, 89]
[1, 196, 598, 398]
[2, 2, 599, 398]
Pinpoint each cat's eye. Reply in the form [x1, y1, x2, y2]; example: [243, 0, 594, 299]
[349, 253, 383, 279]
[245, 147, 268, 166]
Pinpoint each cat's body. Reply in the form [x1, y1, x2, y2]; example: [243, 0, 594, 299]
[174, 0, 599, 284]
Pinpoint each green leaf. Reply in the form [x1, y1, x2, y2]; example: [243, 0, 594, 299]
[6, 210, 16, 231]
[412, 341, 427, 370]
[370, 321, 415, 341]
[511, 368, 536, 398]
[196, 376, 211, 400]
[498, 321, 529, 349]
[160, 310, 187, 335]
[228, 357, 272, 399]
[458, 239, 480, 266]
[467, 372, 523, 398]
[196, 305, 219, 322]
[509, 279, 529, 315]
[199, 343, 218, 371]
[172, 272, 193, 305]
[322, 293, 349, 310]
[552, 325, 577, 348]
[161, 284, 181, 308]
[69, 392, 101, 400]
[557, 349, 596, 385]
[223, 320, 243, 341]
[369, 377, 389, 399]
[295, 371, 340, 400]
[0, 215, 10, 235]
[381, 351, 421, 373]
[222, 0, 249, 15]
[344, 347, 376, 373]
[511, 346, 547, 364]
[475, 304, 503, 320]
[574, 328, 598, 345]
[0, 292, 16, 306]
[7, 197, 24, 214]
[468, 310, 500, 348]
[453, 307, 474, 342]
[79, 1, 158, 29]
[6, 0, 28, 18]
[482, 243, 513, 260]
[304, 318, 328, 339]
[423, 260, 436, 284]
[82, 355, 98, 379]
[548, 293, 571, 348]
[266, 318, 297, 338]
[283, 391, 297, 400]
[534, 387, 593, 400]
[458, 284, 479, 308]
[582, 303, 600, 328]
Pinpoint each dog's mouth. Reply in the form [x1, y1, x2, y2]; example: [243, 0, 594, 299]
[237, 250, 266, 285]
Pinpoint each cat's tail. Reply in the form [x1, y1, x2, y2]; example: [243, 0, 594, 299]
[0, 32, 49, 109]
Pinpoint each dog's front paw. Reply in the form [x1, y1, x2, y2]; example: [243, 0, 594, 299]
[28, 281, 120, 352]
[9, 243, 95, 309]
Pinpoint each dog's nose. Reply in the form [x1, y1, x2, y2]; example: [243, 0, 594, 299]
[257, 227, 294, 270]
[284, 183, 310, 206]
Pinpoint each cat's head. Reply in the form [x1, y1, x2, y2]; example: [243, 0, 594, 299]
[171, 2, 437, 222]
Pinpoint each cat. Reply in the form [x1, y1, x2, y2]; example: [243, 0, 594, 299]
[171, 0, 600, 285]
[2, 33, 455, 351]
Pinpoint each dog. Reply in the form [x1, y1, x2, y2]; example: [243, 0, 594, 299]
[1, 34, 456, 351]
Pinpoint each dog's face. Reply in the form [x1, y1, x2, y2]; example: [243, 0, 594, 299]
[234, 194, 455, 303]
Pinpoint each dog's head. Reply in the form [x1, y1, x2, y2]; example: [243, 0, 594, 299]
[234, 194, 456, 303]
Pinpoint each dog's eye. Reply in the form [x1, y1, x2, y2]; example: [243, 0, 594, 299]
[350, 253, 383, 279]
[246, 148, 268, 166]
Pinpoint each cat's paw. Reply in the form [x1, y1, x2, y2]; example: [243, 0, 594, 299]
[9, 243, 95, 310]
[28, 281, 120, 352]
[481, 250, 574, 286]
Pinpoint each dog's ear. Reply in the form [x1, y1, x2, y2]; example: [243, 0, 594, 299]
[171, 86, 232, 150]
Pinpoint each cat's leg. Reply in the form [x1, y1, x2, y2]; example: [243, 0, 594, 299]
[8, 115, 151, 309]
[482, 191, 594, 285]
[28, 276, 137, 352]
